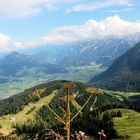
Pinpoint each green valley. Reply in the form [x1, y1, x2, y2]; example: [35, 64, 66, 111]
[0, 66, 105, 98]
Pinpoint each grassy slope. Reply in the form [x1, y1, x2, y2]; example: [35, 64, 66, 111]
[113, 109, 140, 140]
[0, 90, 58, 135]
[0, 80, 139, 139]
[100, 108, 140, 140]
[0, 81, 104, 136]
[105, 90, 140, 101]
[99, 91, 140, 140]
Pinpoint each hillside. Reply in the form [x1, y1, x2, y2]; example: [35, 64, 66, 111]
[0, 80, 121, 117]
[113, 109, 140, 140]
[90, 42, 140, 92]
[0, 80, 127, 138]
[0, 80, 140, 139]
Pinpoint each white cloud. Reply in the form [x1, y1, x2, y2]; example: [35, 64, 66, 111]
[66, 0, 132, 14]
[0, 0, 84, 18]
[0, 0, 133, 18]
[0, 33, 13, 51]
[1, 15, 140, 51]
[42, 15, 140, 44]
[0, 33, 26, 52]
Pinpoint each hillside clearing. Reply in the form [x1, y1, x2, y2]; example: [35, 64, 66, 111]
[113, 109, 140, 140]
[0, 90, 58, 135]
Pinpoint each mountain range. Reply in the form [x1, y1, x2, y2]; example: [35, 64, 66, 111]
[57, 37, 133, 67]
[1, 36, 139, 71]
[90, 42, 140, 92]
[0, 35, 140, 91]
[22, 36, 135, 67]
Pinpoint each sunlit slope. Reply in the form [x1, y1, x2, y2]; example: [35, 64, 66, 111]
[0, 80, 121, 136]
[0, 80, 139, 138]
[113, 109, 140, 140]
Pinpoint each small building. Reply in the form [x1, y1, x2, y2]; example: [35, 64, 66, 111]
[10, 117, 16, 122]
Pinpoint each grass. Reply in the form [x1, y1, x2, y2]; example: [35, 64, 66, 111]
[123, 92, 140, 97]
[103, 90, 140, 139]
[63, 66, 106, 82]
[0, 90, 58, 135]
[105, 90, 140, 102]
[105, 90, 125, 101]
[1, 78, 140, 139]
[113, 109, 140, 140]
[71, 100, 81, 111]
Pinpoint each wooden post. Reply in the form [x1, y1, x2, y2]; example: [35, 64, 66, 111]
[66, 88, 70, 140]
[63, 82, 73, 140]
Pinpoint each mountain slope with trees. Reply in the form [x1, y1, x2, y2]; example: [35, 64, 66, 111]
[0, 80, 139, 139]
[90, 42, 140, 92]
[0, 81, 126, 139]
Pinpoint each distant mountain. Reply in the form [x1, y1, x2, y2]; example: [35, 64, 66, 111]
[89, 42, 140, 92]
[0, 52, 67, 78]
[57, 37, 132, 67]
[23, 37, 132, 67]
[22, 45, 64, 63]
[124, 32, 140, 46]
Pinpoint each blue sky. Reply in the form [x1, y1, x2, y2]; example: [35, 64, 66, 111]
[0, 0, 140, 51]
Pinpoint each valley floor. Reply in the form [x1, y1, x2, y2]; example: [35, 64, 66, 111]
[0, 66, 105, 98]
